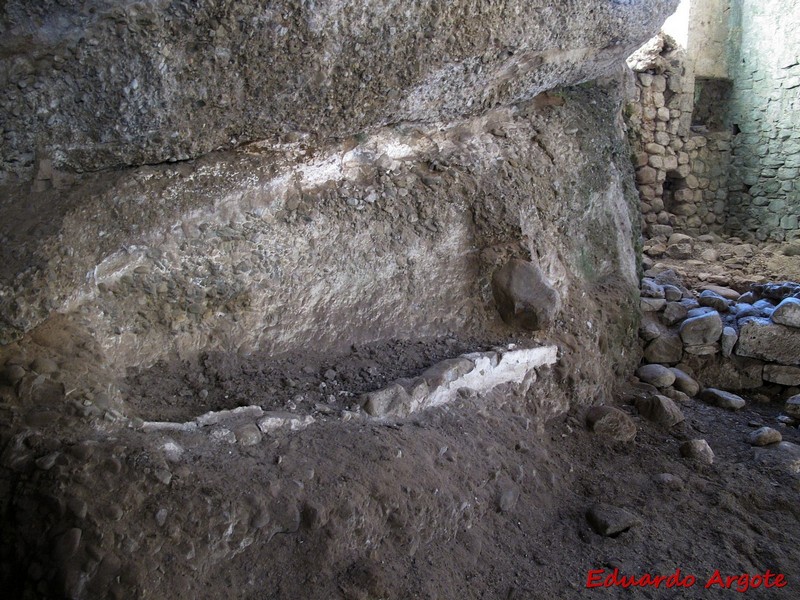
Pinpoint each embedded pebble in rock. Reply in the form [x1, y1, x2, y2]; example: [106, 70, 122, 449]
[498, 485, 520, 513]
[210, 428, 237, 444]
[635, 395, 685, 427]
[669, 368, 699, 397]
[679, 311, 723, 345]
[30, 357, 59, 374]
[699, 388, 746, 410]
[698, 290, 730, 313]
[1, 364, 26, 386]
[771, 298, 800, 328]
[636, 364, 676, 388]
[749, 427, 782, 446]
[653, 473, 684, 490]
[236, 424, 263, 446]
[700, 248, 718, 262]
[643, 334, 683, 365]
[721, 327, 738, 358]
[785, 395, 800, 419]
[54, 528, 82, 561]
[586, 504, 642, 537]
[680, 439, 715, 465]
[585, 406, 637, 442]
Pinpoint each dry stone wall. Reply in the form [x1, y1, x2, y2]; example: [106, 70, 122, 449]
[627, 35, 732, 245]
[725, 0, 800, 242]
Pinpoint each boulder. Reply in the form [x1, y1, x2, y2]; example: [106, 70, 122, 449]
[492, 260, 560, 331]
[586, 504, 642, 537]
[771, 298, 800, 328]
[663, 285, 683, 301]
[635, 395, 685, 427]
[735, 317, 800, 365]
[585, 406, 637, 442]
[679, 311, 723, 346]
[699, 388, 746, 410]
[680, 439, 714, 465]
[669, 368, 699, 397]
[698, 290, 730, 312]
[636, 364, 676, 388]
[749, 427, 782, 447]
[785, 395, 800, 419]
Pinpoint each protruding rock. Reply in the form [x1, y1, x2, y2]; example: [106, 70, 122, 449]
[699, 388, 746, 410]
[669, 368, 699, 397]
[736, 317, 800, 365]
[698, 290, 729, 312]
[763, 365, 800, 386]
[491, 259, 560, 330]
[771, 298, 800, 328]
[585, 406, 637, 442]
[721, 327, 738, 358]
[636, 364, 676, 388]
[641, 298, 667, 312]
[662, 301, 688, 326]
[679, 311, 723, 345]
[235, 424, 263, 447]
[586, 504, 641, 537]
[749, 427, 782, 446]
[785, 395, 800, 419]
[635, 395, 685, 427]
[680, 439, 714, 464]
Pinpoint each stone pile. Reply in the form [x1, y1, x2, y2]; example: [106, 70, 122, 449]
[637, 271, 800, 425]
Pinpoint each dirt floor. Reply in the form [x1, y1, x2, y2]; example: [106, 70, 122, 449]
[112, 239, 800, 599]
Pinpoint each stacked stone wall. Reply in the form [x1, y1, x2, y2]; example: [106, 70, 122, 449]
[725, 0, 800, 242]
[626, 36, 731, 243]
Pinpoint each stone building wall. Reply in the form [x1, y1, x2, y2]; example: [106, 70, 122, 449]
[725, 0, 800, 242]
[627, 35, 731, 244]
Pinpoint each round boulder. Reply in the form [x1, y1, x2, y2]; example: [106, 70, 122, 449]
[636, 364, 676, 388]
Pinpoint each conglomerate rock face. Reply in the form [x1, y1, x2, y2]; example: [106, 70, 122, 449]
[0, 1, 679, 598]
[1, 0, 677, 177]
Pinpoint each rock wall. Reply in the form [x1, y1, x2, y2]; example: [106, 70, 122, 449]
[626, 35, 731, 247]
[0, 0, 682, 594]
[0, 0, 678, 180]
[726, 0, 800, 242]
